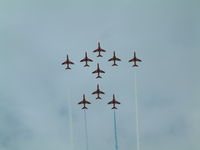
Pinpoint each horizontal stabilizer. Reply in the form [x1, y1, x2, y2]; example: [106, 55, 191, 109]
[65, 67, 71, 70]
[112, 107, 117, 109]
[97, 54, 103, 57]
[112, 63, 118, 66]
[82, 106, 88, 109]
[96, 96, 102, 100]
[84, 64, 89, 67]
[96, 75, 102, 79]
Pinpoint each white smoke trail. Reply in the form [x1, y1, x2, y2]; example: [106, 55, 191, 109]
[134, 71, 140, 150]
[113, 110, 119, 150]
[67, 88, 74, 150]
[84, 110, 89, 150]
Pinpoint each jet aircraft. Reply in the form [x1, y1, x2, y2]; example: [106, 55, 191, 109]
[61, 55, 74, 69]
[108, 51, 121, 66]
[93, 42, 106, 57]
[92, 63, 105, 78]
[80, 52, 93, 67]
[78, 94, 91, 109]
[92, 84, 105, 99]
[108, 94, 121, 109]
[128, 51, 142, 67]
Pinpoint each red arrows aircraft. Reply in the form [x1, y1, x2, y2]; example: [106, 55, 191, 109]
[78, 94, 91, 109]
[80, 52, 93, 67]
[108, 94, 121, 109]
[108, 51, 121, 66]
[92, 63, 105, 78]
[92, 84, 105, 99]
[61, 55, 74, 69]
[129, 51, 142, 67]
[93, 42, 106, 57]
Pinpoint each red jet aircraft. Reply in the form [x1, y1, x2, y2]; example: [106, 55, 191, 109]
[78, 94, 91, 109]
[92, 84, 105, 99]
[108, 51, 121, 66]
[128, 52, 142, 67]
[80, 52, 93, 67]
[61, 55, 74, 70]
[93, 42, 106, 57]
[92, 63, 105, 78]
[108, 94, 121, 109]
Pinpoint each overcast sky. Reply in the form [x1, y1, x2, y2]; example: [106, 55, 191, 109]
[0, 0, 200, 150]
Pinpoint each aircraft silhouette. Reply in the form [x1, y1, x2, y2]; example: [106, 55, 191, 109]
[78, 94, 91, 109]
[92, 84, 105, 99]
[80, 52, 93, 67]
[61, 55, 74, 69]
[93, 42, 106, 57]
[108, 51, 121, 66]
[108, 94, 121, 109]
[92, 63, 105, 78]
[129, 51, 142, 67]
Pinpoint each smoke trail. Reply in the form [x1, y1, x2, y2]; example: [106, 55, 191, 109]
[113, 110, 119, 150]
[134, 71, 140, 150]
[84, 110, 89, 150]
[67, 88, 74, 150]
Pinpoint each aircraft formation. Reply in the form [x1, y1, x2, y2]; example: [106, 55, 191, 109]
[61, 42, 142, 109]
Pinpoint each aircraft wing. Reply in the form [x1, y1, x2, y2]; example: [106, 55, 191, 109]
[115, 100, 121, 104]
[92, 91, 98, 94]
[69, 61, 74, 64]
[136, 58, 142, 62]
[85, 101, 91, 104]
[116, 58, 121, 61]
[93, 49, 99, 52]
[128, 58, 134, 62]
[92, 70, 98, 74]
[99, 91, 105, 94]
[78, 101, 84, 104]
[108, 58, 114, 61]
[108, 101, 114, 104]
[62, 61, 67, 65]
[100, 48, 106, 52]
[99, 70, 105, 73]
[87, 58, 93, 62]
[80, 58, 86, 62]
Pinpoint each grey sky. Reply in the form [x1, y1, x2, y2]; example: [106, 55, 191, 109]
[0, 0, 200, 150]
